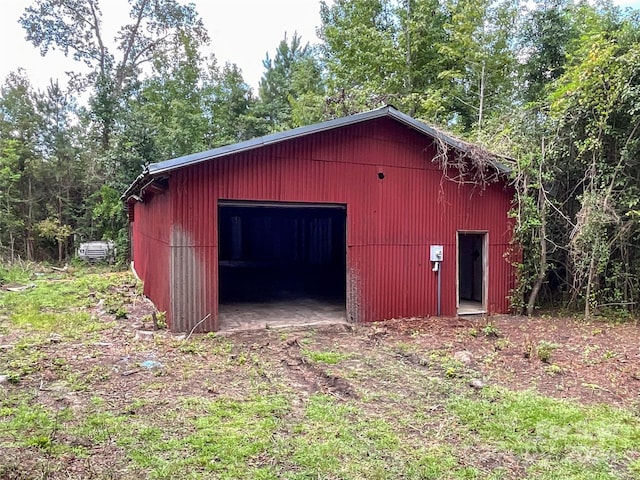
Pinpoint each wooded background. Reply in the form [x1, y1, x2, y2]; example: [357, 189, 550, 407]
[1, 0, 638, 317]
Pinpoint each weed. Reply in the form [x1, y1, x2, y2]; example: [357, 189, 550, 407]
[4, 371, 21, 384]
[303, 349, 351, 365]
[234, 352, 248, 365]
[205, 334, 233, 356]
[544, 364, 564, 376]
[154, 311, 167, 329]
[537, 340, 560, 363]
[0, 267, 131, 335]
[483, 351, 499, 366]
[482, 322, 501, 338]
[523, 334, 535, 359]
[142, 311, 167, 330]
[178, 340, 206, 355]
[0, 395, 72, 454]
[394, 341, 414, 354]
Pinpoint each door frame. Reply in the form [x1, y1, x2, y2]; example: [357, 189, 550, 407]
[456, 231, 488, 314]
[216, 199, 349, 325]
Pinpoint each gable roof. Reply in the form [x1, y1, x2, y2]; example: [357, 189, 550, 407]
[123, 105, 509, 201]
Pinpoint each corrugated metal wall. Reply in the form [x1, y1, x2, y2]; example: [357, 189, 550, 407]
[131, 190, 172, 318]
[135, 117, 515, 331]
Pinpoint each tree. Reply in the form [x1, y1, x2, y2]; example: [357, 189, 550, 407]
[318, 0, 518, 131]
[137, 30, 209, 160]
[0, 72, 44, 260]
[547, 9, 640, 317]
[437, 0, 519, 132]
[319, 0, 406, 116]
[0, 139, 24, 260]
[255, 32, 324, 131]
[204, 62, 259, 145]
[20, 0, 209, 150]
[518, 0, 580, 105]
[36, 81, 88, 251]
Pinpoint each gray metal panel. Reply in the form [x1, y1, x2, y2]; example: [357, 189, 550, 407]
[170, 230, 217, 332]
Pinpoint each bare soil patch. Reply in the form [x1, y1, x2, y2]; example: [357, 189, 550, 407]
[381, 315, 640, 407]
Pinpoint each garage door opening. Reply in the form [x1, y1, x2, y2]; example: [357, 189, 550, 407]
[218, 201, 347, 330]
[457, 232, 487, 315]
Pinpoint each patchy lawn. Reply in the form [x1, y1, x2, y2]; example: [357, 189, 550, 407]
[1, 265, 639, 479]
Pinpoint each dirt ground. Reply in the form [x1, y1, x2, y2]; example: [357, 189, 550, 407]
[381, 315, 640, 407]
[3, 279, 639, 410]
[220, 314, 640, 408]
[47, 286, 640, 408]
[2, 276, 640, 479]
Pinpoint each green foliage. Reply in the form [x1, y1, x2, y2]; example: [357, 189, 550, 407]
[544, 9, 640, 316]
[0, 138, 24, 259]
[481, 322, 501, 338]
[91, 185, 126, 241]
[204, 62, 259, 145]
[450, 387, 640, 477]
[536, 340, 560, 363]
[518, 0, 582, 104]
[35, 217, 73, 244]
[319, 0, 518, 130]
[303, 349, 351, 365]
[254, 32, 324, 131]
[0, 395, 73, 452]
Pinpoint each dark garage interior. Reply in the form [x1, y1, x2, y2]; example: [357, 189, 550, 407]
[217, 201, 347, 328]
[458, 233, 485, 312]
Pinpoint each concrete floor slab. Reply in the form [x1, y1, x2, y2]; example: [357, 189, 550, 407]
[218, 298, 347, 332]
[458, 299, 486, 315]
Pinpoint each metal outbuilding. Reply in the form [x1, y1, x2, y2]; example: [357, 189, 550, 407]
[123, 106, 516, 332]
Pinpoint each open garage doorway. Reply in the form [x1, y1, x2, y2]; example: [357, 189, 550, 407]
[217, 200, 347, 330]
[457, 232, 487, 315]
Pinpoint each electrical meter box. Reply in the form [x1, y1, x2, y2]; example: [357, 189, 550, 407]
[430, 245, 444, 262]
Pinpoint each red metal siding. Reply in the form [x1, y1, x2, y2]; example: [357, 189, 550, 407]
[134, 117, 516, 331]
[131, 190, 172, 320]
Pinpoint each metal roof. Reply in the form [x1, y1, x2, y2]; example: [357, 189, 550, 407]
[123, 105, 508, 200]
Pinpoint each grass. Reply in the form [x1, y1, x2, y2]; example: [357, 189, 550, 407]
[302, 348, 351, 364]
[0, 264, 124, 337]
[1, 263, 640, 479]
[450, 387, 640, 479]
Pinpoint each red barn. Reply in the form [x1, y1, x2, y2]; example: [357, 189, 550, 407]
[123, 106, 515, 332]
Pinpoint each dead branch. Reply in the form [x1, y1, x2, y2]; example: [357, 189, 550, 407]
[429, 128, 504, 189]
[184, 313, 211, 342]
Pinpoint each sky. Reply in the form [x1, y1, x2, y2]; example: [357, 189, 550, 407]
[0, 0, 332, 93]
[0, 0, 639, 96]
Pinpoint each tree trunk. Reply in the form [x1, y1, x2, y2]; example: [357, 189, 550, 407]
[26, 177, 33, 261]
[526, 188, 547, 316]
[584, 252, 596, 320]
[478, 63, 485, 132]
[9, 231, 15, 262]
